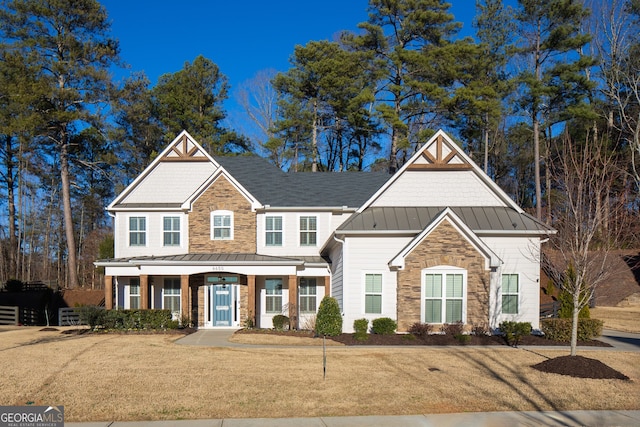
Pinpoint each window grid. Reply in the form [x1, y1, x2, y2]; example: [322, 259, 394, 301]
[129, 217, 146, 246]
[163, 216, 180, 246]
[129, 278, 140, 309]
[501, 274, 519, 314]
[212, 213, 232, 240]
[163, 278, 181, 314]
[299, 278, 317, 313]
[365, 273, 382, 314]
[265, 278, 283, 313]
[266, 216, 283, 246]
[424, 273, 463, 323]
[299, 216, 317, 246]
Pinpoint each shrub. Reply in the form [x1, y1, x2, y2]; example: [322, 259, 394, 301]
[97, 309, 173, 331]
[272, 314, 290, 331]
[499, 321, 532, 347]
[315, 296, 342, 336]
[441, 322, 464, 336]
[540, 318, 603, 342]
[455, 334, 471, 344]
[353, 318, 369, 340]
[408, 322, 433, 337]
[371, 317, 397, 335]
[76, 305, 104, 330]
[471, 322, 490, 337]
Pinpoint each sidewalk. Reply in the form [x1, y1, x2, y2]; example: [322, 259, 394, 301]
[65, 410, 640, 427]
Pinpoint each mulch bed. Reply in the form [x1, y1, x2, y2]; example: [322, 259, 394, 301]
[532, 355, 630, 380]
[236, 329, 611, 348]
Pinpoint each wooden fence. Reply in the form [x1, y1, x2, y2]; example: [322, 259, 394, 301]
[0, 305, 19, 325]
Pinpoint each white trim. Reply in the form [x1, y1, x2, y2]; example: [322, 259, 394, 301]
[298, 214, 318, 247]
[210, 210, 234, 240]
[500, 273, 520, 315]
[265, 214, 284, 247]
[363, 271, 384, 315]
[127, 214, 148, 247]
[162, 215, 182, 247]
[420, 266, 467, 324]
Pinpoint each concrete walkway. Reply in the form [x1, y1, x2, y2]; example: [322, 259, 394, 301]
[65, 410, 640, 427]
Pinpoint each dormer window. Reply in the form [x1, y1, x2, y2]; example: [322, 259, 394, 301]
[211, 210, 233, 240]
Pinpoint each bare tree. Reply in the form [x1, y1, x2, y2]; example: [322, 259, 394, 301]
[546, 128, 624, 356]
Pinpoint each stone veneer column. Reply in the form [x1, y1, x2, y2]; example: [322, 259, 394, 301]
[140, 275, 149, 309]
[247, 275, 256, 326]
[181, 275, 190, 320]
[104, 275, 113, 309]
[288, 275, 298, 328]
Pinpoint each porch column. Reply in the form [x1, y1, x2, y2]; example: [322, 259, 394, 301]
[181, 275, 189, 320]
[247, 275, 256, 326]
[288, 275, 298, 329]
[140, 275, 149, 309]
[104, 275, 113, 309]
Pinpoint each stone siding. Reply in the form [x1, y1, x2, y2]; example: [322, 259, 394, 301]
[189, 175, 256, 253]
[397, 219, 490, 331]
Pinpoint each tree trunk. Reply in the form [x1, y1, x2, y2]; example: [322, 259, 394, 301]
[312, 100, 318, 172]
[483, 115, 489, 174]
[4, 136, 17, 279]
[534, 115, 542, 220]
[60, 138, 79, 288]
[570, 293, 580, 356]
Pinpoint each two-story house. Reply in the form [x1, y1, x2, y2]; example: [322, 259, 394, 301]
[96, 130, 553, 332]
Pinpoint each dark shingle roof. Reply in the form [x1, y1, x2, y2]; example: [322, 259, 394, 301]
[337, 206, 554, 234]
[214, 155, 390, 208]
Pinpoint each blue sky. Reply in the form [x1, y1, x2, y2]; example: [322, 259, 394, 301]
[101, 0, 497, 136]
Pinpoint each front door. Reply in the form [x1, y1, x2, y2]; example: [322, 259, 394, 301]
[213, 284, 233, 326]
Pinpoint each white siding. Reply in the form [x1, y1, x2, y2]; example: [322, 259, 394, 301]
[341, 236, 409, 332]
[329, 241, 344, 311]
[121, 162, 216, 204]
[481, 236, 541, 330]
[370, 171, 506, 207]
[114, 211, 189, 258]
[256, 211, 334, 257]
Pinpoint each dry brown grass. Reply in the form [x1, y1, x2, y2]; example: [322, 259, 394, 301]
[591, 305, 640, 333]
[0, 327, 638, 422]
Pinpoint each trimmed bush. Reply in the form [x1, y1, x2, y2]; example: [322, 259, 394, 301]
[353, 318, 369, 341]
[5, 279, 23, 292]
[371, 317, 397, 335]
[455, 334, 471, 344]
[272, 314, 289, 331]
[315, 296, 342, 336]
[499, 321, 532, 347]
[540, 318, 604, 342]
[408, 322, 433, 337]
[98, 309, 174, 331]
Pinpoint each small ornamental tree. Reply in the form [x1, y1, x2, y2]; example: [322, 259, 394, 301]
[315, 296, 342, 336]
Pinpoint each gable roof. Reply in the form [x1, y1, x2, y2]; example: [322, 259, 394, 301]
[357, 130, 522, 213]
[389, 208, 502, 270]
[214, 155, 390, 208]
[338, 206, 553, 236]
[109, 131, 219, 210]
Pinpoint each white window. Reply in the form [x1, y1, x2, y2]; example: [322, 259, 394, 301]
[299, 278, 317, 313]
[129, 278, 140, 309]
[423, 269, 465, 323]
[163, 278, 181, 315]
[365, 273, 382, 314]
[129, 216, 146, 246]
[163, 216, 180, 246]
[265, 216, 283, 246]
[299, 216, 317, 246]
[211, 210, 233, 240]
[265, 278, 283, 313]
[502, 274, 519, 314]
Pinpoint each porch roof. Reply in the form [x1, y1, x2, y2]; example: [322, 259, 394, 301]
[337, 206, 554, 235]
[95, 253, 329, 267]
